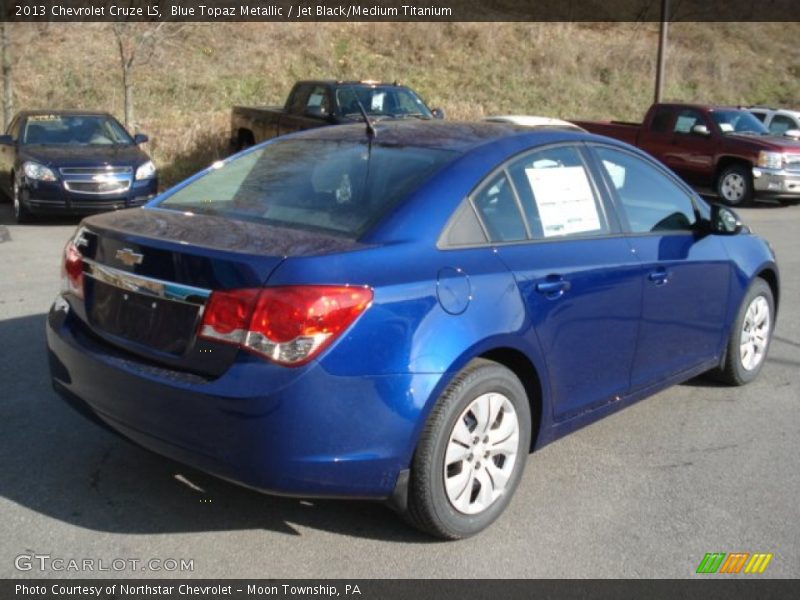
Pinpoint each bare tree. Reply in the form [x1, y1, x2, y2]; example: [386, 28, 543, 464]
[1, 20, 12, 129]
[110, 21, 184, 129]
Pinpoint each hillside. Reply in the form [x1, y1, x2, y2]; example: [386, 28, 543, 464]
[6, 21, 800, 187]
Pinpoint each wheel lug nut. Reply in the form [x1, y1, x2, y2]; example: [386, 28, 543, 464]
[483, 436, 489, 443]
[467, 453, 473, 462]
[472, 436, 479, 444]
[475, 462, 481, 469]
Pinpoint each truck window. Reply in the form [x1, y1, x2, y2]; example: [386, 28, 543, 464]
[650, 107, 673, 133]
[305, 85, 331, 115]
[673, 109, 705, 134]
[769, 114, 797, 136]
[287, 84, 313, 115]
[595, 146, 697, 234]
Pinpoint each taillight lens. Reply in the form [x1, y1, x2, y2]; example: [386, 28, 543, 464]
[61, 241, 84, 299]
[198, 285, 373, 366]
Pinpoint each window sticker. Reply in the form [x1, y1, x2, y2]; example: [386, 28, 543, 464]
[718, 123, 734, 132]
[674, 115, 697, 133]
[602, 160, 627, 189]
[525, 166, 602, 237]
[307, 93, 324, 107]
[28, 115, 59, 121]
[371, 93, 385, 111]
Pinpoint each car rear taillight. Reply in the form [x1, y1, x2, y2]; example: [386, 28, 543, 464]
[198, 285, 373, 366]
[61, 240, 84, 299]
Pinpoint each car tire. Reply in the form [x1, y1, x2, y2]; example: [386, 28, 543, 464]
[716, 278, 774, 386]
[405, 358, 531, 539]
[12, 179, 33, 224]
[716, 164, 754, 207]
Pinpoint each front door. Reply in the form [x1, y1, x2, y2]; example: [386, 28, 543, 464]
[591, 145, 731, 389]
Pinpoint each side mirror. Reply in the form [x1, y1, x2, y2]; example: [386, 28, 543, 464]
[691, 124, 710, 136]
[783, 128, 800, 139]
[0, 134, 14, 146]
[709, 203, 743, 235]
[431, 108, 445, 120]
[304, 106, 328, 119]
[133, 133, 149, 144]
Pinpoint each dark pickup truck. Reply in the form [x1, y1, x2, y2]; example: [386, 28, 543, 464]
[230, 80, 443, 150]
[574, 103, 800, 205]
[0, 110, 157, 223]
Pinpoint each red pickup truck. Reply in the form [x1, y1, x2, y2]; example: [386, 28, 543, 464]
[574, 103, 800, 206]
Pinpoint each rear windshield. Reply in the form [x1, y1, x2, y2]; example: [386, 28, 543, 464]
[158, 139, 456, 237]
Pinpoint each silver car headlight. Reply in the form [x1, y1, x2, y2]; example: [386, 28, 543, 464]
[135, 160, 157, 180]
[756, 151, 784, 170]
[23, 161, 57, 182]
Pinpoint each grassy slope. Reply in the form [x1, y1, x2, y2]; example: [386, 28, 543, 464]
[8, 22, 800, 187]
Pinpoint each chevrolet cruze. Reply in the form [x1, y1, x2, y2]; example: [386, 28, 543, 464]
[47, 122, 778, 538]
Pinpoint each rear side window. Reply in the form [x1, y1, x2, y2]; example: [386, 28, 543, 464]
[471, 173, 527, 242]
[507, 146, 609, 239]
[158, 140, 456, 238]
[650, 107, 673, 133]
[594, 146, 697, 233]
[287, 85, 313, 114]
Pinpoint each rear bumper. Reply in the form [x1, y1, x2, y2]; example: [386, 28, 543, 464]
[22, 178, 158, 215]
[46, 299, 440, 499]
[752, 167, 800, 198]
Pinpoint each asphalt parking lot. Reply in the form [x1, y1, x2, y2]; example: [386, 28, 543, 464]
[0, 199, 798, 579]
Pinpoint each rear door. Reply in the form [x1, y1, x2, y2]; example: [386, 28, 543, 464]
[589, 144, 731, 389]
[475, 144, 643, 421]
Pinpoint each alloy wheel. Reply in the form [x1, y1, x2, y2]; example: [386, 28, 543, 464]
[721, 172, 746, 203]
[443, 392, 520, 515]
[740, 295, 771, 371]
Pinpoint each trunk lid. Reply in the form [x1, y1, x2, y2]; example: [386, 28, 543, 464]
[71, 207, 360, 377]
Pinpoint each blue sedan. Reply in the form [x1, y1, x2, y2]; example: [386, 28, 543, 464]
[46, 122, 779, 539]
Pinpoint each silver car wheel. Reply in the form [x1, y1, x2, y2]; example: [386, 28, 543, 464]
[443, 392, 519, 515]
[721, 172, 746, 203]
[740, 295, 771, 371]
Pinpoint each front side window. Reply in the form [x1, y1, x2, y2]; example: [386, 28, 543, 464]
[507, 146, 608, 239]
[673, 109, 706, 134]
[595, 146, 697, 233]
[22, 115, 132, 145]
[158, 139, 456, 238]
[305, 85, 330, 115]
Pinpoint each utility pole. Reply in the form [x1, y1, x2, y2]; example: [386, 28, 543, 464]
[654, 0, 669, 103]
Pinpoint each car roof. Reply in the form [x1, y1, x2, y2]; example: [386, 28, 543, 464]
[17, 109, 114, 118]
[295, 80, 406, 88]
[284, 120, 594, 153]
[749, 107, 800, 117]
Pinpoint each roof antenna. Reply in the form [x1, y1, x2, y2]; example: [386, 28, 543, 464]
[354, 97, 377, 139]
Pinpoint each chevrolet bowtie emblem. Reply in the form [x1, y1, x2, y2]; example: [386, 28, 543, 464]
[115, 248, 144, 267]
